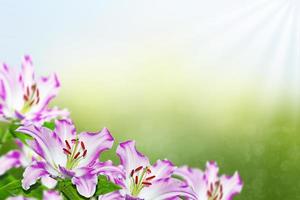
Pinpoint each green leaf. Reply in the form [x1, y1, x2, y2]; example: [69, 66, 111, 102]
[42, 120, 56, 131]
[94, 175, 121, 196]
[57, 180, 87, 200]
[13, 132, 33, 144]
[0, 179, 22, 198]
[57, 176, 121, 200]
[0, 168, 45, 199]
[8, 123, 33, 144]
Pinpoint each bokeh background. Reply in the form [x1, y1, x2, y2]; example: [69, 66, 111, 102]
[1, 0, 300, 199]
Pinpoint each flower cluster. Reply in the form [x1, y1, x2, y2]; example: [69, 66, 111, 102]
[0, 56, 243, 200]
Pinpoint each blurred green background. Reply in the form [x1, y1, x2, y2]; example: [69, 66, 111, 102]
[1, 0, 300, 199]
[53, 76, 300, 200]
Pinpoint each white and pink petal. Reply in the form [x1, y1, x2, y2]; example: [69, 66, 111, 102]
[72, 173, 98, 198]
[138, 178, 196, 200]
[151, 159, 175, 181]
[43, 190, 63, 200]
[22, 161, 51, 190]
[0, 150, 22, 175]
[76, 128, 114, 168]
[17, 125, 66, 168]
[220, 172, 243, 200]
[174, 166, 206, 198]
[98, 191, 124, 200]
[116, 140, 150, 175]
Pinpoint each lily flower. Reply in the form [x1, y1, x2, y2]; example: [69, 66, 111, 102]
[7, 190, 63, 200]
[17, 119, 120, 198]
[98, 140, 196, 200]
[175, 161, 243, 200]
[0, 55, 69, 125]
[0, 139, 57, 188]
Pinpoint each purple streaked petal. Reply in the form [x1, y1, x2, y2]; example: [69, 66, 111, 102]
[174, 166, 206, 197]
[151, 159, 175, 181]
[43, 190, 63, 200]
[98, 191, 124, 200]
[53, 119, 76, 141]
[87, 161, 126, 188]
[21, 55, 35, 87]
[0, 79, 6, 100]
[0, 61, 24, 118]
[0, 150, 22, 175]
[220, 172, 243, 200]
[17, 125, 66, 168]
[138, 178, 196, 200]
[26, 139, 46, 160]
[29, 73, 60, 114]
[22, 161, 50, 190]
[59, 165, 76, 178]
[205, 161, 219, 184]
[15, 110, 25, 120]
[93, 160, 125, 179]
[22, 107, 70, 126]
[125, 195, 143, 200]
[72, 172, 98, 198]
[41, 175, 57, 189]
[76, 128, 114, 168]
[116, 140, 150, 175]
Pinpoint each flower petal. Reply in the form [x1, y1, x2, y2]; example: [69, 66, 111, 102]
[93, 160, 125, 181]
[17, 125, 66, 168]
[205, 161, 219, 184]
[220, 172, 243, 200]
[76, 128, 114, 168]
[0, 150, 22, 175]
[22, 161, 50, 190]
[138, 178, 196, 200]
[58, 165, 76, 177]
[98, 191, 123, 200]
[21, 55, 35, 87]
[43, 190, 63, 200]
[116, 140, 150, 174]
[174, 166, 206, 198]
[151, 159, 175, 181]
[23, 107, 69, 126]
[72, 172, 98, 198]
[53, 119, 76, 141]
[28, 73, 60, 115]
[0, 63, 23, 118]
[41, 175, 57, 189]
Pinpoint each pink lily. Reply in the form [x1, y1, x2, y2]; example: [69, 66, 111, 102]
[175, 161, 243, 200]
[17, 119, 120, 198]
[0, 55, 68, 125]
[98, 140, 196, 200]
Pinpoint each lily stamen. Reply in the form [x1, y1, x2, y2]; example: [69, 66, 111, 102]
[129, 166, 156, 197]
[21, 83, 41, 113]
[207, 180, 224, 200]
[64, 138, 88, 169]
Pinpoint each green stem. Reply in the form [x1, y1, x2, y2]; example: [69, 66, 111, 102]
[0, 129, 10, 150]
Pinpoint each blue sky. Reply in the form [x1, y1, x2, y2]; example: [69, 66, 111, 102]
[0, 0, 299, 100]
